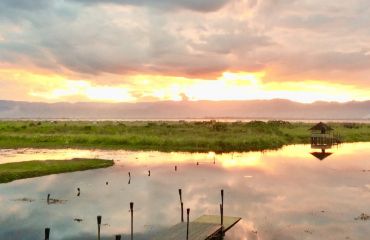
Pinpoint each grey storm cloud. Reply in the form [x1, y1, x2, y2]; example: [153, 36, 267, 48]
[0, 0, 271, 77]
[0, 0, 51, 10]
[70, 0, 230, 12]
[0, 0, 370, 85]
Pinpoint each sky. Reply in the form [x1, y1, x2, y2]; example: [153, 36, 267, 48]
[0, 0, 370, 103]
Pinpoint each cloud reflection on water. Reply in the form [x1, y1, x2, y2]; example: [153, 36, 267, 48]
[0, 143, 370, 239]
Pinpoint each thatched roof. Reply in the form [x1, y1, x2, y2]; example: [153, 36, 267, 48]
[311, 151, 333, 160]
[309, 122, 333, 131]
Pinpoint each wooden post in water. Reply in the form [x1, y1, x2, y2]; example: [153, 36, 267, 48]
[97, 215, 102, 240]
[221, 189, 224, 208]
[181, 202, 184, 222]
[186, 208, 190, 240]
[220, 204, 224, 236]
[221, 189, 224, 237]
[115, 235, 122, 240]
[179, 189, 184, 222]
[45, 228, 50, 240]
[178, 189, 182, 203]
[47, 194, 50, 204]
[130, 202, 134, 240]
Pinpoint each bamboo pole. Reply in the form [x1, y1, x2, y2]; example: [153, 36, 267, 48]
[45, 228, 50, 240]
[130, 202, 134, 240]
[97, 216, 102, 240]
[186, 208, 190, 240]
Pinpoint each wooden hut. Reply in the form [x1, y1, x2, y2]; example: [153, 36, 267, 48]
[310, 122, 338, 148]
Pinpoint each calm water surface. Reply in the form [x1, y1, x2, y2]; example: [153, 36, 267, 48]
[0, 143, 370, 240]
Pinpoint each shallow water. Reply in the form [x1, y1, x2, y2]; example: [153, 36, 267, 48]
[0, 143, 370, 240]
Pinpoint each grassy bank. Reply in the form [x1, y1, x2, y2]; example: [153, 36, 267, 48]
[0, 120, 369, 152]
[0, 158, 114, 183]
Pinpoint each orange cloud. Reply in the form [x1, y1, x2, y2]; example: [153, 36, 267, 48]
[1, 68, 370, 103]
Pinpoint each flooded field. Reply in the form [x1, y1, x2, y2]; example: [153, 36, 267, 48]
[0, 143, 370, 239]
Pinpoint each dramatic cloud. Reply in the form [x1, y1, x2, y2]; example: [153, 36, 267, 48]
[0, 0, 369, 102]
[70, 0, 230, 12]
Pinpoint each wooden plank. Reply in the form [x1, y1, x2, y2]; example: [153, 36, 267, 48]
[152, 222, 221, 240]
[194, 215, 241, 232]
[152, 215, 241, 240]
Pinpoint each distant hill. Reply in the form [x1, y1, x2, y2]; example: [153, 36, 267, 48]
[0, 99, 369, 120]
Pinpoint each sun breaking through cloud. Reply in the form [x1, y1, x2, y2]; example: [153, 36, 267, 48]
[11, 70, 370, 103]
[0, 0, 370, 103]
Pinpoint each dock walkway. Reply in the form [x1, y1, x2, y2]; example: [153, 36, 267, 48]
[152, 215, 241, 240]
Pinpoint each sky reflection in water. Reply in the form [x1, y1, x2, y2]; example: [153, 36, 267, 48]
[0, 143, 370, 240]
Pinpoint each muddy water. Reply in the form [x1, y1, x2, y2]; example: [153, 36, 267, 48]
[0, 143, 369, 240]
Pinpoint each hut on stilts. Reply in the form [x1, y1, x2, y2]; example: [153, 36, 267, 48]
[310, 122, 340, 161]
[310, 122, 340, 148]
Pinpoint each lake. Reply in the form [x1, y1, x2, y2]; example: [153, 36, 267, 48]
[0, 143, 370, 240]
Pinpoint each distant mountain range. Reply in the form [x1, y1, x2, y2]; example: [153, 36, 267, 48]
[0, 99, 369, 120]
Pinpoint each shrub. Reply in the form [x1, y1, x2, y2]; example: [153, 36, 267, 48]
[211, 122, 227, 132]
[343, 123, 360, 129]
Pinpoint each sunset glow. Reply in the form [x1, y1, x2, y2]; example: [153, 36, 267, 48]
[2, 68, 370, 103]
[30, 80, 135, 102]
[0, 0, 369, 104]
[1, 1, 370, 238]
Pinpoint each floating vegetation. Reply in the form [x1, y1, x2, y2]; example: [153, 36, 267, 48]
[304, 229, 314, 234]
[13, 197, 35, 203]
[73, 218, 83, 223]
[354, 213, 370, 221]
[0, 120, 369, 152]
[47, 198, 68, 205]
[0, 159, 114, 183]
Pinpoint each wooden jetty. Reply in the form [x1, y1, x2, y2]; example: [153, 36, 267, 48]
[152, 215, 241, 240]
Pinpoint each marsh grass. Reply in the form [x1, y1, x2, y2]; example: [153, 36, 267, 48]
[0, 158, 114, 183]
[0, 120, 369, 152]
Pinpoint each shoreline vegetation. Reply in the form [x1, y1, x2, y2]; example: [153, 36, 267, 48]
[0, 120, 369, 153]
[0, 158, 114, 183]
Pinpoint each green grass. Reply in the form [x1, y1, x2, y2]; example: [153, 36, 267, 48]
[0, 158, 114, 183]
[0, 120, 369, 152]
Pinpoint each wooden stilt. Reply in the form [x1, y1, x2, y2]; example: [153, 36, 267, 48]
[130, 202, 134, 240]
